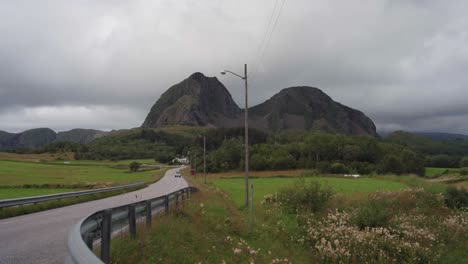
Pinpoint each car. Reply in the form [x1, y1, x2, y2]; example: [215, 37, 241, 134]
[175, 171, 182, 178]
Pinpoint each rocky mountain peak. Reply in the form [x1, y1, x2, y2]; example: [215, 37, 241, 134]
[141, 73, 378, 137]
[141, 73, 241, 128]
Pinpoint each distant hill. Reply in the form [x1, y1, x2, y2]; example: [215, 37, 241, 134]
[142, 72, 378, 137]
[56, 129, 108, 144]
[0, 128, 109, 149]
[413, 132, 468, 141]
[385, 131, 468, 156]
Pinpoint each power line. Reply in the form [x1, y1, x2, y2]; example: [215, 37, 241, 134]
[250, 0, 287, 80]
[250, 0, 279, 76]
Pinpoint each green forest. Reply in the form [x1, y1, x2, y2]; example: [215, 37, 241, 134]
[6, 126, 468, 177]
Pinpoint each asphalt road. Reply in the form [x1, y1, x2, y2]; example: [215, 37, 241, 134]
[0, 167, 188, 264]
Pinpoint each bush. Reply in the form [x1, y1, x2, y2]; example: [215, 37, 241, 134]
[459, 157, 468, 168]
[350, 162, 375, 175]
[378, 155, 404, 175]
[276, 180, 333, 213]
[129, 161, 140, 172]
[351, 199, 391, 229]
[329, 162, 349, 174]
[460, 168, 468, 176]
[444, 187, 468, 209]
[316, 161, 331, 173]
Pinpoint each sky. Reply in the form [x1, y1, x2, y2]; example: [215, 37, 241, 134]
[1, 0, 468, 134]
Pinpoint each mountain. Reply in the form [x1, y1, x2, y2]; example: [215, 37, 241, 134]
[413, 132, 468, 141]
[249, 86, 377, 136]
[142, 73, 378, 137]
[141, 72, 241, 128]
[0, 128, 108, 149]
[56, 129, 108, 144]
[0, 128, 56, 149]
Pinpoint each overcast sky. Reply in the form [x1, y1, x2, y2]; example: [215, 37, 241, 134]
[1, 0, 467, 134]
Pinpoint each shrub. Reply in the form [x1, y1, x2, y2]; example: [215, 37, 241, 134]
[444, 187, 468, 209]
[459, 168, 468, 176]
[276, 180, 333, 213]
[378, 155, 404, 175]
[316, 161, 331, 173]
[129, 161, 140, 172]
[350, 162, 375, 175]
[329, 162, 349, 174]
[459, 157, 468, 168]
[351, 199, 391, 229]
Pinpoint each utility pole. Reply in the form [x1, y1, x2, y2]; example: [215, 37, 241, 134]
[244, 63, 249, 207]
[203, 135, 206, 184]
[220, 64, 249, 207]
[194, 152, 197, 178]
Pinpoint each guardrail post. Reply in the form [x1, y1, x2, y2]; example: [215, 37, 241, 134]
[129, 204, 136, 238]
[164, 195, 169, 215]
[85, 233, 94, 250]
[146, 200, 152, 227]
[101, 209, 112, 264]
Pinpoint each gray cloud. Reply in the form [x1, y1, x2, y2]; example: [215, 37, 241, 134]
[0, 0, 467, 134]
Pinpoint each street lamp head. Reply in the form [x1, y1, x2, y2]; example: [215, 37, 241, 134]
[220, 71, 226, 75]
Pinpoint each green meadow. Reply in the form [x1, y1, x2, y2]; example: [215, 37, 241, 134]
[213, 176, 408, 206]
[0, 159, 166, 199]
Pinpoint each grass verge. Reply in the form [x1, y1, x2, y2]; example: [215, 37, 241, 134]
[108, 171, 468, 263]
[0, 168, 167, 219]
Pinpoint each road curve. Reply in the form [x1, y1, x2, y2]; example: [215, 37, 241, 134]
[0, 167, 188, 264]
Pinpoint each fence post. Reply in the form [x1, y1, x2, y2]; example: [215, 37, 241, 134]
[250, 184, 254, 233]
[129, 204, 136, 238]
[146, 200, 152, 227]
[164, 195, 169, 215]
[101, 209, 112, 264]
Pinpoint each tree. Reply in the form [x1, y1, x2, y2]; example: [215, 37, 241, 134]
[460, 157, 468, 168]
[378, 155, 404, 175]
[129, 161, 140, 172]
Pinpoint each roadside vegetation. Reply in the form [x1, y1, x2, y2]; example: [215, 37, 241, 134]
[0, 158, 168, 218]
[0, 186, 147, 219]
[0, 159, 163, 188]
[108, 169, 468, 264]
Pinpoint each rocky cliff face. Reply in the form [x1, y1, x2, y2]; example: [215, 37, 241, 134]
[142, 73, 378, 137]
[249, 86, 378, 136]
[141, 72, 241, 128]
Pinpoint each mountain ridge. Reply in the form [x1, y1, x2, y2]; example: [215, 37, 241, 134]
[0, 128, 109, 149]
[142, 73, 378, 137]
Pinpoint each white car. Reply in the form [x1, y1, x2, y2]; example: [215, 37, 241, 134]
[175, 171, 182, 178]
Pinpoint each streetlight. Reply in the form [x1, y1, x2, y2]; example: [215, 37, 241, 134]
[220, 64, 249, 207]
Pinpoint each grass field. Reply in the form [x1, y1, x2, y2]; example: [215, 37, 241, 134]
[0, 188, 77, 199]
[0, 160, 163, 187]
[207, 169, 304, 179]
[425, 167, 450, 178]
[214, 177, 408, 206]
[0, 159, 167, 199]
[0, 152, 74, 162]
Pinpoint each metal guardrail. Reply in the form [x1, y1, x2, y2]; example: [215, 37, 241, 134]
[67, 186, 198, 264]
[0, 182, 145, 208]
